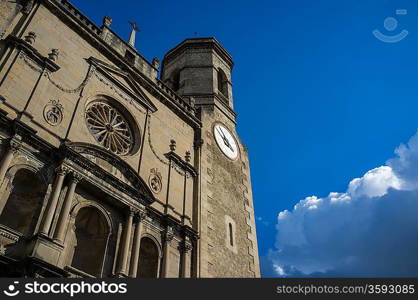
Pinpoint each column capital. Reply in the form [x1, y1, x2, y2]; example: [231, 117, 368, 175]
[55, 165, 69, 176]
[163, 226, 174, 243]
[136, 209, 147, 221]
[9, 135, 22, 153]
[180, 235, 193, 253]
[127, 207, 136, 217]
[71, 172, 83, 184]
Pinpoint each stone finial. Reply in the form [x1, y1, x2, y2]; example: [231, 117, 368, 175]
[185, 151, 191, 163]
[103, 16, 112, 27]
[169, 139, 176, 152]
[23, 0, 35, 14]
[128, 21, 140, 48]
[48, 49, 59, 62]
[189, 96, 195, 108]
[24, 31, 36, 45]
[152, 57, 160, 69]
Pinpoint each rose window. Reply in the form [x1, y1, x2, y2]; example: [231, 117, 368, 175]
[85, 102, 134, 155]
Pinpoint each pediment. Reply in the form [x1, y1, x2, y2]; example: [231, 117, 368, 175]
[63, 142, 155, 205]
[88, 57, 157, 112]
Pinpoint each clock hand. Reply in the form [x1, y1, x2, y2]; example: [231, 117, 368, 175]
[216, 128, 230, 145]
[219, 127, 228, 139]
[216, 127, 235, 152]
[223, 138, 234, 152]
[216, 127, 226, 140]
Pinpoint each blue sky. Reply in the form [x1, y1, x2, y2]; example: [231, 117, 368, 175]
[71, 0, 418, 277]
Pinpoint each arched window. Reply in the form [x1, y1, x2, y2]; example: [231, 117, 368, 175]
[229, 223, 234, 247]
[137, 237, 159, 278]
[217, 69, 228, 98]
[71, 207, 110, 277]
[225, 215, 237, 253]
[0, 169, 45, 236]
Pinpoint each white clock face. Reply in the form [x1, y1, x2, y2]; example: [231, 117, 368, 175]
[214, 124, 238, 160]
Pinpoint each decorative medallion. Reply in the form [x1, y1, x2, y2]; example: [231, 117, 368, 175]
[149, 168, 162, 194]
[85, 101, 134, 155]
[43, 99, 63, 126]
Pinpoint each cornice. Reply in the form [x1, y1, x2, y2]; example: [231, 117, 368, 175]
[163, 38, 234, 69]
[164, 150, 198, 177]
[88, 57, 158, 113]
[6, 35, 60, 72]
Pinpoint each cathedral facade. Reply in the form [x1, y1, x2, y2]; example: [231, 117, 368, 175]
[0, 0, 260, 278]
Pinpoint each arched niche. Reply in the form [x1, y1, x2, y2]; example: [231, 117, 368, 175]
[137, 236, 160, 278]
[0, 168, 46, 236]
[71, 206, 110, 277]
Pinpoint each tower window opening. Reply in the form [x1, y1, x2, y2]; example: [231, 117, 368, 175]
[217, 69, 228, 98]
[172, 70, 181, 91]
[229, 222, 234, 247]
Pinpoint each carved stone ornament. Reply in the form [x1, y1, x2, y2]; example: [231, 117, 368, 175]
[181, 236, 193, 253]
[9, 135, 22, 153]
[43, 99, 63, 126]
[165, 226, 174, 243]
[85, 101, 134, 155]
[48, 48, 59, 62]
[71, 172, 83, 184]
[148, 168, 162, 194]
[55, 165, 69, 176]
[24, 31, 36, 45]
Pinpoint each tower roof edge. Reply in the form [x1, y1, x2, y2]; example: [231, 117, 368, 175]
[163, 37, 234, 68]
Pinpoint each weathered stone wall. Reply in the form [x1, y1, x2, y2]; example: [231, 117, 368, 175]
[0, 3, 196, 225]
[161, 38, 260, 277]
[0, 0, 24, 38]
[200, 107, 259, 277]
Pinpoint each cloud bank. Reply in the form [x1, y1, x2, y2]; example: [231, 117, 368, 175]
[269, 131, 418, 277]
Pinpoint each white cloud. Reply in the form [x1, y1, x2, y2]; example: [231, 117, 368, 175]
[268, 130, 418, 277]
[273, 264, 287, 276]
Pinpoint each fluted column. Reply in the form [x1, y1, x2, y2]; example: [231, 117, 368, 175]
[129, 210, 146, 277]
[39, 166, 68, 236]
[0, 136, 21, 184]
[53, 173, 82, 243]
[180, 236, 193, 278]
[117, 209, 134, 276]
[161, 226, 174, 278]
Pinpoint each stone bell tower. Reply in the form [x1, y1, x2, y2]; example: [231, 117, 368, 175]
[161, 38, 235, 115]
[161, 38, 260, 277]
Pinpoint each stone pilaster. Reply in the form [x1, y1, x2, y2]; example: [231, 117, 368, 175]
[0, 135, 22, 184]
[161, 226, 174, 278]
[129, 209, 146, 277]
[117, 209, 134, 276]
[180, 236, 193, 278]
[39, 165, 68, 236]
